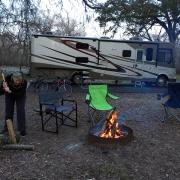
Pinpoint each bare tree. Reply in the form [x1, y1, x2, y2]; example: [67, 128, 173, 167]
[53, 12, 86, 36]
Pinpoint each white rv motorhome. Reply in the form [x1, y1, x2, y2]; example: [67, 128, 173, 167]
[31, 34, 176, 86]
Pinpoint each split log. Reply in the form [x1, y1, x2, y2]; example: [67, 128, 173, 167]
[0, 134, 34, 151]
[2, 144, 35, 151]
[6, 119, 17, 144]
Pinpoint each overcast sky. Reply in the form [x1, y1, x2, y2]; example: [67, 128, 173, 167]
[40, 0, 116, 38]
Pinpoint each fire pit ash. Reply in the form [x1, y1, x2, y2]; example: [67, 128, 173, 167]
[88, 109, 133, 145]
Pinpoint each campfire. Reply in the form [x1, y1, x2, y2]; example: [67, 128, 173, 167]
[99, 110, 123, 139]
[88, 109, 133, 144]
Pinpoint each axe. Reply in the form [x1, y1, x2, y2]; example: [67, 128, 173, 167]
[1, 72, 12, 93]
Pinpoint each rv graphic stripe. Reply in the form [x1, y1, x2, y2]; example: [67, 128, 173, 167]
[32, 53, 143, 77]
[43, 39, 139, 74]
[42, 45, 98, 65]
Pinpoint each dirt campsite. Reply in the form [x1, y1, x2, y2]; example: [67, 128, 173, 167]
[0, 85, 180, 180]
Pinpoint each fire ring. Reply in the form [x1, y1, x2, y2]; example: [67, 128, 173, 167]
[88, 124, 133, 145]
[88, 110, 134, 145]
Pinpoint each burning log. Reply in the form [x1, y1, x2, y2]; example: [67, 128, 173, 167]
[99, 109, 122, 138]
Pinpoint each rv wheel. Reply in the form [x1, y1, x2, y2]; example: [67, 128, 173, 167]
[156, 75, 168, 87]
[72, 73, 83, 84]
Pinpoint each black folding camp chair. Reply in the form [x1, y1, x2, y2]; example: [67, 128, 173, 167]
[161, 82, 180, 122]
[38, 91, 77, 134]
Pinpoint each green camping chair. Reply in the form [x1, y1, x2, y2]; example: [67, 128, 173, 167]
[85, 84, 119, 126]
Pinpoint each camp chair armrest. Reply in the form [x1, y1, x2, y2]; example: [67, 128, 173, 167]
[107, 93, 119, 100]
[40, 102, 54, 106]
[62, 99, 76, 102]
[85, 94, 91, 103]
[62, 99, 77, 106]
[40, 103, 57, 111]
[157, 92, 170, 100]
[161, 92, 169, 98]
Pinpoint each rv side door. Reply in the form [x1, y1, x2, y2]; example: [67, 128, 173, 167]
[135, 48, 155, 74]
[134, 49, 144, 68]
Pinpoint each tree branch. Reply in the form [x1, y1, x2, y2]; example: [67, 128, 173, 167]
[82, 0, 101, 9]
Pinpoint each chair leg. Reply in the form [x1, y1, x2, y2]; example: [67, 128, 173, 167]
[87, 106, 95, 126]
[40, 105, 44, 131]
[163, 105, 180, 122]
[163, 105, 168, 122]
[55, 110, 59, 134]
[88, 108, 109, 127]
[87, 106, 90, 122]
[61, 111, 64, 125]
[168, 108, 180, 122]
[75, 104, 78, 128]
[88, 108, 96, 127]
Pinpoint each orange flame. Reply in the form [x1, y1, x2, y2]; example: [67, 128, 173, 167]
[99, 110, 122, 138]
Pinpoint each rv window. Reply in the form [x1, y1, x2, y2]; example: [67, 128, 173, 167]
[76, 42, 89, 49]
[146, 48, 153, 61]
[137, 50, 143, 61]
[122, 50, 131, 57]
[157, 49, 172, 64]
[75, 57, 89, 63]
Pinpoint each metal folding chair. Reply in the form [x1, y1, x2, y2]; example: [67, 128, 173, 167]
[38, 91, 77, 134]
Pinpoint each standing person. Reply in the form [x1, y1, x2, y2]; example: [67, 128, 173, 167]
[0, 72, 27, 136]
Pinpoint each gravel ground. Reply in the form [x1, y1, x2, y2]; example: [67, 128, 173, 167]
[0, 86, 180, 180]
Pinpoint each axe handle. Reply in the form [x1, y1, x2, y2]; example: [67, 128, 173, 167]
[1, 73, 12, 93]
[1, 73, 5, 81]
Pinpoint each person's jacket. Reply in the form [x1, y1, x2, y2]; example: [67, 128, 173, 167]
[0, 74, 27, 96]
